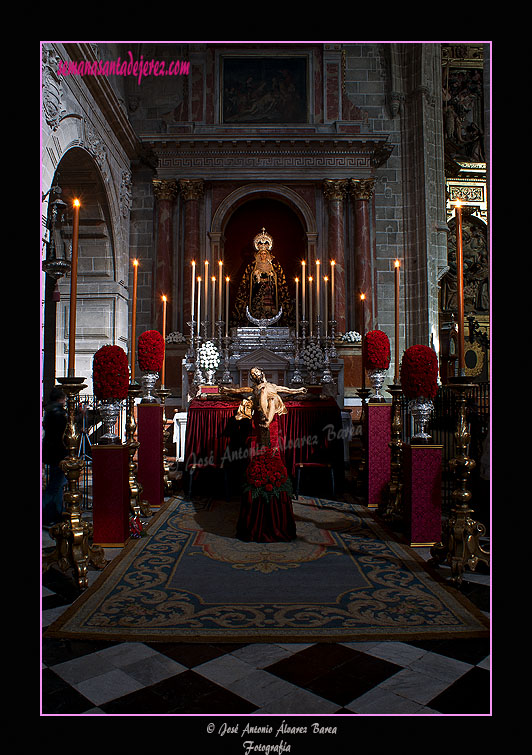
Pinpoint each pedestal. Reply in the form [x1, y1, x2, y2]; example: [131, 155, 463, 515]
[366, 402, 391, 508]
[92, 444, 130, 547]
[404, 444, 442, 547]
[137, 403, 164, 509]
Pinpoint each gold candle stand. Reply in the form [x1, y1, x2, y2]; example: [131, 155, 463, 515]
[430, 378, 489, 585]
[125, 382, 152, 517]
[380, 383, 403, 520]
[42, 377, 107, 589]
[156, 387, 174, 495]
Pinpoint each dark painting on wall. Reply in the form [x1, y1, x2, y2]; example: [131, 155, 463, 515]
[222, 57, 308, 124]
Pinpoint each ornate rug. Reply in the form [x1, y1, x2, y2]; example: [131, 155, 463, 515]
[45, 496, 489, 643]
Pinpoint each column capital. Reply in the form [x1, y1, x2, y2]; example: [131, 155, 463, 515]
[349, 178, 375, 201]
[152, 178, 179, 202]
[322, 178, 349, 202]
[178, 178, 205, 201]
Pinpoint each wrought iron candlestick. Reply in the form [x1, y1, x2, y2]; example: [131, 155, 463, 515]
[156, 386, 173, 495]
[380, 383, 403, 520]
[429, 378, 490, 585]
[125, 381, 152, 517]
[43, 377, 107, 589]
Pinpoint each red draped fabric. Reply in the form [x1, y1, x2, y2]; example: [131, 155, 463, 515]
[236, 490, 296, 542]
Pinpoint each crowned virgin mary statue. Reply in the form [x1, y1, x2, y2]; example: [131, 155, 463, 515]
[232, 228, 291, 325]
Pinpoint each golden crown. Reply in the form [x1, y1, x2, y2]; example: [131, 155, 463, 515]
[253, 227, 273, 251]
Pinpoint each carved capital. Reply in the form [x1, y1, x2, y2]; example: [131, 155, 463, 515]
[349, 178, 375, 201]
[322, 178, 349, 202]
[178, 178, 205, 201]
[152, 178, 179, 202]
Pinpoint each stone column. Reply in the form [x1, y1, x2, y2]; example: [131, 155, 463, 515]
[179, 179, 204, 329]
[152, 179, 178, 332]
[350, 178, 375, 335]
[323, 179, 348, 334]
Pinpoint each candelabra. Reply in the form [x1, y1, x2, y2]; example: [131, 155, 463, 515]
[155, 386, 173, 495]
[380, 383, 403, 520]
[291, 330, 304, 385]
[186, 319, 196, 364]
[43, 376, 107, 589]
[321, 343, 334, 384]
[429, 378, 490, 585]
[125, 381, 152, 517]
[192, 334, 204, 386]
[329, 320, 338, 358]
[221, 334, 232, 384]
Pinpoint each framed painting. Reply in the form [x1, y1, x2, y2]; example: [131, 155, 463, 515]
[221, 56, 308, 124]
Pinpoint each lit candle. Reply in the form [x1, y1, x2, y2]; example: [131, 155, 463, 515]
[295, 277, 299, 340]
[204, 261, 209, 330]
[394, 259, 400, 383]
[455, 201, 465, 374]
[308, 276, 313, 337]
[68, 198, 80, 376]
[131, 258, 139, 382]
[161, 295, 167, 387]
[301, 261, 306, 321]
[218, 260, 223, 322]
[191, 260, 196, 321]
[225, 276, 230, 338]
[324, 276, 328, 338]
[211, 275, 216, 339]
[330, 260, 335, 321]
[360, 293, 366, 388]
[315, 260, 321, 325]
[196, 276, 202, 336]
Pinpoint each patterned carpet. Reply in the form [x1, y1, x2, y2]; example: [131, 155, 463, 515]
[45, 495, 488, 645]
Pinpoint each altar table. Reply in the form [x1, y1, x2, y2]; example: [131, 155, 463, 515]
[183, 398, 344, 484]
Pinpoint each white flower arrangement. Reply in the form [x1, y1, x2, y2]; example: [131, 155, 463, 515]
[302, 342, 324, 371]
[166, 331, 187, 344]
[198, 340, 220, 370]
[340, 331, 362, 343]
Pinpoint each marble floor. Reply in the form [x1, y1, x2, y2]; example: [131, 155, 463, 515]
[41, 489, 491, 719]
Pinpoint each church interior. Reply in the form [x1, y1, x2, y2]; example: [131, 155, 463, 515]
[41, 41, 491, 721]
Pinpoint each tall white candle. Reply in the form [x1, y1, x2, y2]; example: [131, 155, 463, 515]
[295, 277, 299, 339]
[191, 260, 196, 320]
[316, 260, 320, 324]
[225, 276, 230, 338]
[204, 261, 209, 329]
[301, 261, 306, 321]
[218, 260, 223, 322]
[324, 276, 328, 338]
[211, 275, 216, 339]
[197, 276, 201, 336]
[309, 276, 313, 337]
[330, 260, 335, 321]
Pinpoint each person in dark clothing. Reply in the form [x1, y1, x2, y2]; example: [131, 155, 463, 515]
[42, 387, 67, 527]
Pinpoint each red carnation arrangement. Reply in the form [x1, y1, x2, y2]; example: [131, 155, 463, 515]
[363, 330, 391, 370]
[138, 330, 165, 371]
[93, 345, 130, 401]
[244, 447, 293, 502]
[400, 345, 439, 400]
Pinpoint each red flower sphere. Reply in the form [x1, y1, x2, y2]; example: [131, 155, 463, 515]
[363, 330, 391, 370]
[244, 447, 293, 501]
[93, 345, 130, 401]
[400, 345, 439, 400]
[138, 330, 165, 371]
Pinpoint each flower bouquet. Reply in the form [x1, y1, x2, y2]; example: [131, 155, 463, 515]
[340, 330, 362, 343]
[363, 330, 391, 400]
[197, 340, 220, 384]
[165, 331, 187, 344]
[302, 342, 324, 381]
[93, 345, 129, 442]
[400, 344, 439, 440]
[138, 330, 165, 402]
[243, 447, 293, 503]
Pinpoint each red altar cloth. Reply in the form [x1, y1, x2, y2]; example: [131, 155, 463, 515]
[92, 444, 130, 547]
[137, 403, 164, 509]
[183, 398, 343, 478]
[403, 444, 443, 546]
[366, 402, 392, 508]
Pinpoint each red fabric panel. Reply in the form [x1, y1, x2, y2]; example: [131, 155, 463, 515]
[236, 490, 297, 542]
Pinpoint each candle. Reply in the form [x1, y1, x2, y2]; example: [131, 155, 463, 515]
[196, 276, 202, 336]
[204, 261, 209, 330]
[295, 277, 299, 339]
[68, 198, 80, 376]
[161, 295, 167, 387]
[455, 201, 465, 374]
[218, 260, 223, 322]
[324, 276, 328, 338]
[394, 259, 400, 382]
[211, 275, 216, 339]
[301, 261, 306, 321]
[225, 276, 230, 338]
[131, 258, 138, 382]
[191, 260, 196, 321]
[330, 260, 335, 321]
[308, 276, 313, 337]
[360, 293, 366, 388]
[315, 260, 320, 325]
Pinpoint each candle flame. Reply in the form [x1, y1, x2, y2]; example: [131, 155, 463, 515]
[191, 260, 196, 266]
[225, 276, 230, 282]
[73, 198, 80, 208]
[133, 258, 139, 267]
[316, 260, 320, 265]
[330, 260, 335, 266]
[324, 276, 328, 282]
[162, 295, 167, 302]
[394, 259, 400, 268]
[455, 199, 462, 207]
[295, 277, 299, 283]
[219, 260, 223, 266]
[360, 293, 366, 301]
[308, 276, 313, 282]
[211, 275, 216, 282]
[302, 260, 306, 266]
[197, 276, 202, 282]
